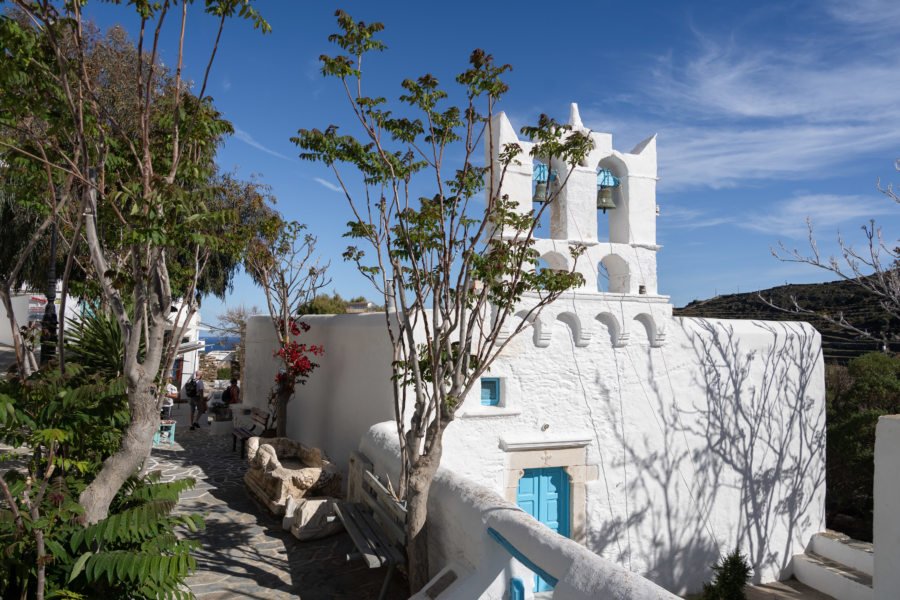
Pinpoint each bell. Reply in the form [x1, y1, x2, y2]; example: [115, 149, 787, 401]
[533, 181, 548, 204]
[597, 187, 616, 212]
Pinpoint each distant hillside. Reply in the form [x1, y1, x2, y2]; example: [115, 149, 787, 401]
[674, 279, 900, 363]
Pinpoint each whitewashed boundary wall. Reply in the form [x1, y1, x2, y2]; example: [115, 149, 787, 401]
[243, 313, 396, 472]
[361, 422, 679, 600]
[244, 309, 826, 594]
[874, 415, 900, 600]
[436, 313, 826, 593]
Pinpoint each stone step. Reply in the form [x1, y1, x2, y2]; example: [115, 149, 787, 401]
[793, 551, 872, 600]
[811, 531, 873, 577]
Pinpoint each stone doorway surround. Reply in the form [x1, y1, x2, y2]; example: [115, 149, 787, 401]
[500, 432, 598, 544]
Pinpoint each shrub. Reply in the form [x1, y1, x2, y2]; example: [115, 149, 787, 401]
[0, 470, 203, 599]
[0, 367, 203, 599]
[702, 549, 752, 600]
[826, 352, 900, 538]
[65, 306, 144, 379]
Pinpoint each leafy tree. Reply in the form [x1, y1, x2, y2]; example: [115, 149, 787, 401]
[65, 304, 146, 379]
[826, 352, 900, 538]
[244, 220, 329, 437]
[293, 11, 591, 591]
[0, 0, 269, 529]
[297, 291, 348, 314]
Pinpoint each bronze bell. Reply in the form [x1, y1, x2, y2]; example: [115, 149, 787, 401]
[533, 181, 548, 204]
[597, 187, 616, 212]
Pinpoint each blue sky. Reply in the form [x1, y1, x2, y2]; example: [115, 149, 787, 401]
[82, 0, 900, 322]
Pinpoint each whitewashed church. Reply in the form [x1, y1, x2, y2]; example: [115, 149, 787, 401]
[244, 104, 826, 598]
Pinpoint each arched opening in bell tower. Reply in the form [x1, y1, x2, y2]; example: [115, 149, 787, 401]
[596, 156, 628, 244]
[598, 254, 630, 294]
[530, 159, 552, 239]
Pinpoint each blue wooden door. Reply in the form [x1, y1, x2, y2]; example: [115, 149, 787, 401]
[516, 467, 570, 592]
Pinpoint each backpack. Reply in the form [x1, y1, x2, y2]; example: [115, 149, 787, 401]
[221, 386, 232, 404]
[185, 377, 199, 398]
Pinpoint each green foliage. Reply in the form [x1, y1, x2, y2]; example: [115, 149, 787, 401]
[0, 367, 202, 599]
[297, 292, 349, 315]
[64, 306, 140, 379]
[216, 366, 231, 379]
[0, 364, 129, 477]
[826, 352, 900, 536]
[0, 470, 202, 600]
[701, 549, 752, 600]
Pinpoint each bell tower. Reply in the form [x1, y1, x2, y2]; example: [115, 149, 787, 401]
[486, 103, 663, 297]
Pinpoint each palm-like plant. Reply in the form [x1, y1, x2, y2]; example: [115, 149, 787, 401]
[65, 305, 143, 378]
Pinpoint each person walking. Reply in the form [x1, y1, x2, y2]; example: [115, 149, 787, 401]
[186, 370, 207, 430]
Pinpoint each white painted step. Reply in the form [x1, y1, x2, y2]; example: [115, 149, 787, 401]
[811, 531, 873, 577]
[793, 551, 872, 600]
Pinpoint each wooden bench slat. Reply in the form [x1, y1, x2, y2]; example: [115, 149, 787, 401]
[351, 507, 400, 565]
[354, 510, 405, 566]
[231, 408, 270, 457]
[337, 502, 405, 566]
[363, 470, 408, 525]
[363, 493, 407, 548]
[335, 503, 384, 568]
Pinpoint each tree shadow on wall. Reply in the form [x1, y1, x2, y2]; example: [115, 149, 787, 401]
[684, 319, 825, 583]
[588, 355, 721, 594]
[586, 319, 824, 593]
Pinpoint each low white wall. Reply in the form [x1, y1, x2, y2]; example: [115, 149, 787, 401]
[874, 415, 900, 600]
[243, 313, 395, 472]
[361, 422, 678, 600]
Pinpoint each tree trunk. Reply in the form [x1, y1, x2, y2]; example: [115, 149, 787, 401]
[275, 385, 291, 437]
[78, 377, 158, 523]
[405, 448, 442, 595]
[0, 283, 35, 377]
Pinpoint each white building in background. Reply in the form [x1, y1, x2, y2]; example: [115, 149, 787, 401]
[166, 303, 204, 389]
[244, 104, 826, 598]
[0, 288, 203, 387]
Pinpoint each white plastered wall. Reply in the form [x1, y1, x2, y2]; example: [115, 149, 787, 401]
[243, 313, 396, 472]
[440, 308, 825, 594]
[244, 305, 825, 595]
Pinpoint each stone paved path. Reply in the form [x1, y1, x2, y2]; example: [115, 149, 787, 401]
[144, 406, 408, 599]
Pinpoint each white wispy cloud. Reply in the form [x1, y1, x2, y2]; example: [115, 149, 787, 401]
[581, 3, 900, 191]
[233, 128, 291, 160]
[660, 205, 734, 229]
[314, 177, 342, 193]
[825, 0, 900, 35]
[737, 193, 897, 238]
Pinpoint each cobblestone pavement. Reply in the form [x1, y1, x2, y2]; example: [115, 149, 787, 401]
[145, 406, 408, 599]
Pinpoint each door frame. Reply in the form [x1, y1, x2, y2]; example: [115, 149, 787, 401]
[501, 439, 597, 545]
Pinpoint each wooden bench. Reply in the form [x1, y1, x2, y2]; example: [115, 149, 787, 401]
[232, 407, 269, 458]
[335, 454, 407, 600]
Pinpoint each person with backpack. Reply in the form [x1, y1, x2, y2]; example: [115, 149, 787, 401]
[221, 378, 240, 404]
[186, 370, 207, 430]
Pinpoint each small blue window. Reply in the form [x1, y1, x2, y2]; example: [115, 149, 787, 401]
[481, 378, 500, 406]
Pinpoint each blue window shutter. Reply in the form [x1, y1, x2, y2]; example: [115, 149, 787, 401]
[481, 378, 500, 406]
